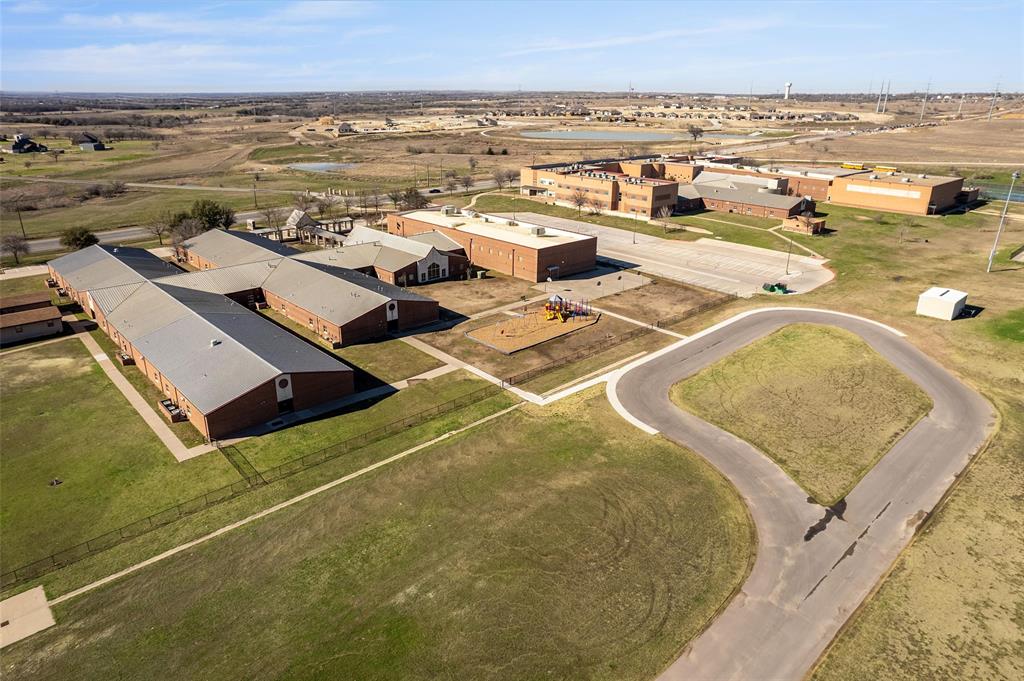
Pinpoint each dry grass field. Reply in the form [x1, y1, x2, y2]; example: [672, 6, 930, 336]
[757, 118, 1024, 164]
[671, 324, 933, 505]
[2, 389, 753, 681]
[594, 278, 729, 324]
[419, 272, 537, 316]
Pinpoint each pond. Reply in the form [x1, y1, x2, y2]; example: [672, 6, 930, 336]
[520, 130, 680, 142]
[287, 162, 358, 173]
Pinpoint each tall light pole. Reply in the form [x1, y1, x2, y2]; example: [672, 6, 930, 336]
[987, 170, 1020, 273]
[987, 84, 999, 122]
[631, 208, 638, 244]
[785, 233, 793, 275]
[918, 81, 930, 124]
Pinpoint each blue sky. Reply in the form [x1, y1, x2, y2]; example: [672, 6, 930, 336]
[1, 0, 1021, 93]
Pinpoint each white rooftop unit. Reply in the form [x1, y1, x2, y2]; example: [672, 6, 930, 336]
[916, 287, 967, 321]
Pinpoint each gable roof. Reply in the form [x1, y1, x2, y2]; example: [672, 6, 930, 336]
[156, 260, 278, 295]
[406, 230, 464, 253]
[261, 258, 433, 326]
[344, 225, 435, 258]
[102, 281, 349, 413]
[285, 210, 320, 229]
[182, 229, 299, 267]
[48, 245, 183, 291]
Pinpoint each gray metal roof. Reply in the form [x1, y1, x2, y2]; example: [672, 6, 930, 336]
[87, 282, 145, 316]
[294, 244, 380, 271]
[344, 225, 434, 258]
[681, 184, 806, 210]
[182, 229, 299, 267]
[106, 281, 349, 414]
[262, 258, 432, 326]
[407, 230, 464, 253]
[157, 260, 278, 295]
[48, 245, 183, 291]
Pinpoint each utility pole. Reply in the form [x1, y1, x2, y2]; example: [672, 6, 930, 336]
[881, 80, 890, 113]
[919, 81, 930, 124]
[252, 182, 258, 209]
[957, 93, 965, 118]
[875, 81, 884, 113]
[987, 84, 999, 121]
[785, 234, 793, 275]
[16, 204, 26, 238]
[987, 171, 1020, 272]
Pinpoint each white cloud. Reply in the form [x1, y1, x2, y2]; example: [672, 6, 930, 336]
[6, 0, 52, 13]
[498, 20, 780, 57]
[5, 41, 265, 77]
[60, 1, 376, 37]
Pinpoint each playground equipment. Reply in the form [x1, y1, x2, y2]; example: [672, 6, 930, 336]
[544, 295, 592, 323]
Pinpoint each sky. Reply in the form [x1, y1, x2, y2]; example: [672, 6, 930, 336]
[1, 0, 1021, 93]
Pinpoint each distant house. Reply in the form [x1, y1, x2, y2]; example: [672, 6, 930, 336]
[71, 132, 107, 151]
[6, 133, 48, 154]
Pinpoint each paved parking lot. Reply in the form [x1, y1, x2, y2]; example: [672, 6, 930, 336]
[506, 213, 833, 297]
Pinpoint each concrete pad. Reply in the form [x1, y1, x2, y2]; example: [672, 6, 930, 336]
[0, 587, 55, 648]
[531, 265, 651, 300]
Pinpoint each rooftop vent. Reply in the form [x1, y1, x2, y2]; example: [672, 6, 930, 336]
[918, 174, 928, 179]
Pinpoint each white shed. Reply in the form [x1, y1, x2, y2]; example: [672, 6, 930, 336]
[916, 287, 967, 321]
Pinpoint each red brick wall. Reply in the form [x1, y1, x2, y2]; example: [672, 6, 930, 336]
[205, 381, 279, 440]
[290, 371, 353, 411]
[396, 299, 439, 330]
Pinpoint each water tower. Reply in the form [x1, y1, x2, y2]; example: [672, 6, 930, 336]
[784, 82, 793, 100]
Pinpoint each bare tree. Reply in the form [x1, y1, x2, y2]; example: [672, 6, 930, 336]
[370, 188, 383, 217]
[570, 188, 588, 215]
[386, 189, 403, 209]
[170, 217, 205, 246]
[1, 234, 29, 265]
[492, 169, 506, 189]
[260, 206, 284, 241]
[460, 175, 474, 192]
[49, 150, 60, 164]
[357, 190, 372, 216]
[586, 196, 603, 215]
[687, 125, 704, 142]
[444, 174, 459, 194]
[147, 210, 174, 245]
[468, 157, 478, 172]
[315, 195, 335, 219]
[293, 193, 315, 212]
[340, 195, 353, 217]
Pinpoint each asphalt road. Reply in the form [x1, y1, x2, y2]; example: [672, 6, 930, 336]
[611, 308, 994, 681]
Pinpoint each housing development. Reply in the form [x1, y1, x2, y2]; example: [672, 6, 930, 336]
[0, 4, 1021, 681]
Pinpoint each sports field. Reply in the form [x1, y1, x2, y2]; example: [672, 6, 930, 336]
[2, 389, 753, 681]
[671, 323, 932, 505]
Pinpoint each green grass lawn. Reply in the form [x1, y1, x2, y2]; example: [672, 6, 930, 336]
[0, 341, 241, 570]
[257, 308, 443, 385]
[471, 194, 703, 241]
[671, 323, 932, 505]
[235, 370, 501, 472]
[982, 307, 1024, 343]
[3, 388, 753, 681]
[668, 215, 788, 251]
[86, 327, 207, 447]
[2, 187, 292, 239]
[0, 275, 50, 298]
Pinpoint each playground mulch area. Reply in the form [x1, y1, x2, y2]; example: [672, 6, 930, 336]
[467, 310, 599, 354]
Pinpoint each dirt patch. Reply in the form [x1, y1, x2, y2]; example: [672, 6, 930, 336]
[467, 310, 599, 354]
[594, 279, 727, 324]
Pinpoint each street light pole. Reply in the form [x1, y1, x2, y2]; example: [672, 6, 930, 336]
[631, 209, 637, 244]
[987, 171, 1020, 273]
[785, 234, 794, 275]
[252, 182, 258, 209]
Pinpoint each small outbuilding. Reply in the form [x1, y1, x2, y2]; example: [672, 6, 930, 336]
[916, 287, 967, 321]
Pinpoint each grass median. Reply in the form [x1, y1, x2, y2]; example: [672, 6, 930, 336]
[671, 323, 932, 505]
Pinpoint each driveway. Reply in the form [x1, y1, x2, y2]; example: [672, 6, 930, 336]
[610, 308, 993, 681]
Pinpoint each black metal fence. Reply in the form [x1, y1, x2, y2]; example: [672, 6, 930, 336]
[0, 383, 504, 590]
[1, 292, 735, 590]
